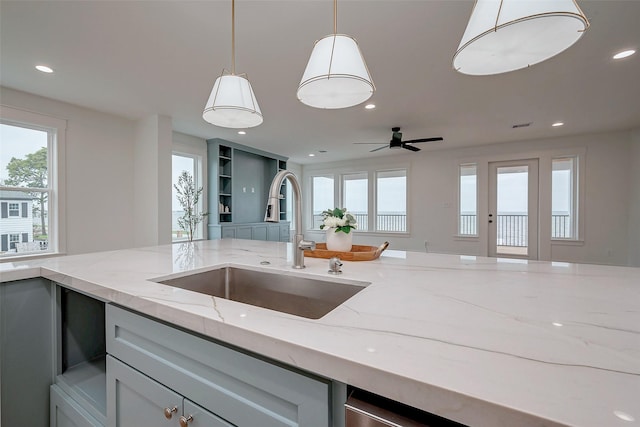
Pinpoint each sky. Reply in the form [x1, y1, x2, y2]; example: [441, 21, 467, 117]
[0, 124, 48, 182]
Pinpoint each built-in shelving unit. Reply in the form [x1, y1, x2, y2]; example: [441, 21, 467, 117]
[218, 144, 233, 223]
[207, 139, 289, 241]
[278, 160, 287, 221]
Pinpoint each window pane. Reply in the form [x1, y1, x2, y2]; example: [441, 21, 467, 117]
[0, 124, 48, 189]
[552, 157, 575, 239]
[312, 176, 334, 229]
[343, 173, 368, 231]
[459, 164, 477, 235]
[172, 154, 196, 241]
[0, 190, 49, 255]
[376, 170, 406, 232]
[1, 119, 54, 257]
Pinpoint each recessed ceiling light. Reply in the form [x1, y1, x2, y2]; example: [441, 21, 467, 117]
[365, 104, 376, 110]
[237, 131, 246, 135]
[552, 122, 564, 127]
[308, 153, 315, 157]
[613, 49, 636, 60]
[35, 65, 53, 73]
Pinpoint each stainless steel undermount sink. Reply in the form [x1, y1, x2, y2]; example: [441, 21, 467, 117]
[155, 266, 369, 319]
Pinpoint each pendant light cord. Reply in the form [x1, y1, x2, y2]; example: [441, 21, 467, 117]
[232, 0, 236, 74]
[333, 0, 337, 34]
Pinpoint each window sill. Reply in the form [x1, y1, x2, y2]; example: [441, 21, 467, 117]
[551, 239, 585, 246]
[307, 229, 410, 237]
[454, 234, 479, 240]
[0, 251, 63, 263]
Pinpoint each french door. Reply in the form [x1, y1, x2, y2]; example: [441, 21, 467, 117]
[488, 159, 539, 260]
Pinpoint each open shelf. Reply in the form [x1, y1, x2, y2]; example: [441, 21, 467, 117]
[56, 286, 107, 424]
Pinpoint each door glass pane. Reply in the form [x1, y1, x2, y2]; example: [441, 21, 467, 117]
[459, 164, 477, 235]
[496, 165, 528, 256]
[312, 176, 334, 229]
[172, 154, 196, 241]
[343, 173, 368, 231]
[376, 170, 406, 232]
[552, 157, 574, 239]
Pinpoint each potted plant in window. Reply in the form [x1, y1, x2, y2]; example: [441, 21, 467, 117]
[174, 171, 208, 242]
[320, 207, 357, 252]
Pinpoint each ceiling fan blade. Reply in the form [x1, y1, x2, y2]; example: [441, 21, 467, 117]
[403, 137, 444, 144]
[370, 145, 389, 153]
[403, 144, 421, 152]
[353, 142, 388, 145]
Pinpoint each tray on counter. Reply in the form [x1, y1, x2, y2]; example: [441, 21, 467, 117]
[304, 242, 389, 261]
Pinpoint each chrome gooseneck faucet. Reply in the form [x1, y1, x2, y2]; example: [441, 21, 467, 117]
[265, 170, 315, 268]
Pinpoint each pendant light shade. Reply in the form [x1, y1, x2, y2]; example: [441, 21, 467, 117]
[297, 0, 374, 109]
[297, 34, 375, 109]
[202, 0, 263, 128]
[453, 0, 589, 75]
[203, 72, 263, 128]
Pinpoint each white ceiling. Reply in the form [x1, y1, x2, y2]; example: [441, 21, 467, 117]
[1, 1, 639, 164]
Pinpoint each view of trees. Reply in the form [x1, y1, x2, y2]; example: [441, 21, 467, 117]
[3, 147, 48, 237]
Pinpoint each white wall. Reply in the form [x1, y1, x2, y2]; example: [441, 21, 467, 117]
[133, 114, 172, 247]
[1, 87, 137, 255]
[629, 130, 640, 267]
[303, 129, 639, 266]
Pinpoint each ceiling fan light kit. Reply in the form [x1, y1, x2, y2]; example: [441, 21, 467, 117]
[453, 0, 589, 75]
[203, 0, 263, 129]
[296, 0, 375, 109]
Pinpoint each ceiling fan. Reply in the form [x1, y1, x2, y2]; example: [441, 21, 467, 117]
[356, 127, 444, 152]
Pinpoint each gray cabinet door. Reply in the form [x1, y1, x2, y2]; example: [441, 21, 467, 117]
[106, 356, 180, 427]
[221, 226, 236, 239]
[183, 399, 235, 427]
[50, 385, 102, 427]
[1, 278, 54, 427]
[236, 226, 252, 240]
[252, 224, 268, 241]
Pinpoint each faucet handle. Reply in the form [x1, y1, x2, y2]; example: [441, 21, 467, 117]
[328, 256, 343, 274]
[299, 240, 316, 251]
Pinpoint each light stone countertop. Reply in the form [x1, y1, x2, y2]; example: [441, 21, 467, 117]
[1, 239, 639, 427]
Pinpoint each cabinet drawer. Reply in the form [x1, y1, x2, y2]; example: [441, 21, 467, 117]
[106, 304, 330, 427]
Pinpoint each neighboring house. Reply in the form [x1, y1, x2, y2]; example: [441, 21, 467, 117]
[0, 190, 33, 252]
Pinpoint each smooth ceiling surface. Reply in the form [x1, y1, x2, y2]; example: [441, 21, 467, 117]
[1, 0, 639, 164]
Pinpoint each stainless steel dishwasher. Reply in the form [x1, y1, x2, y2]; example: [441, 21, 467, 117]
[345, 388, 466, 427]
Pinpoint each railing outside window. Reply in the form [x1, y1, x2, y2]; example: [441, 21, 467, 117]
[313, 213, 406, 232]
[457, 214, 572, 246]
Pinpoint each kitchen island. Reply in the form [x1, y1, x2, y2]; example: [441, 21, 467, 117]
[1, 239, 639, 427]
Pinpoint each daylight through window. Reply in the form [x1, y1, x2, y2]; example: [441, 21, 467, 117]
[459, 164, 478, 236]
[0, 120, 55, 256]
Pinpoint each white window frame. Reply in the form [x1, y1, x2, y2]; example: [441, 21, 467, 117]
[457, 163, 478, 237]
[8, 203, 20, 217]
[172, 133, 207, 242]
[551, 156, 580, 241]
[342, 172, 369, 231]
[0, 105, 66, 259]
[375, 169, 408, 233]
[306, 163, 409, 235]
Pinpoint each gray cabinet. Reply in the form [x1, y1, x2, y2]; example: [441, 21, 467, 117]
[107, 356, 233, 427]
[0, 278, 54, 427]
[219, 222, 290, 242]
[50, 384, 102, 427]
[106, 304, 332, 427]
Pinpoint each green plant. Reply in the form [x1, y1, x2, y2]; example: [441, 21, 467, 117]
[319, 207, 357, 234]
[174, 171, 208, 242]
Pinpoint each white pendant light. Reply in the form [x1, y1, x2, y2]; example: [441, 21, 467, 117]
[203, 0, 263, 128]
[297, 0, 375, 109]
[453, 0, 590, 76]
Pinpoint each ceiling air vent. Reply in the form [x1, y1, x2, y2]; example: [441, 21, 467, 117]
[512, 122, 532, 129]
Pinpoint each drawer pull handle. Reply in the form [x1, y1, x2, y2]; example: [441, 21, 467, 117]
[163, 406, 177, 419]
[180, 415, 194, 427]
